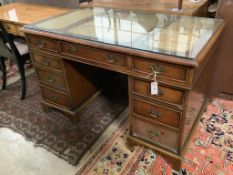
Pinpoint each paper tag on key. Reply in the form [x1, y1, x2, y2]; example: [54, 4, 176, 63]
[151, 81, 158, 95]
[151, 72, 158, 95]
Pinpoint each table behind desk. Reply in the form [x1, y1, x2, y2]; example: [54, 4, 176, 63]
[0, 2, 69, 37]
[15, 0, 79, 8]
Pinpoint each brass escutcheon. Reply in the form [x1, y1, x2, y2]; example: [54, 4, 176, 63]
[43, 59, 50, 66]
[106, 54, 117, 63]
[147, 130, 161, 138]
[150, 64, 165, 75]
[67, 46, 77, 53]
[148, 109, 162, 118]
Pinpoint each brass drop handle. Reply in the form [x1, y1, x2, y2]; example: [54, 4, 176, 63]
[158, 89, 165, 96]
[67, 46, 77, 53]
[37, 41, 45, 49]
[150, 64, 165, 75]
[50, 96, 58, 102]
[42, 59, 51, 66]
[148, 109, 162, 118]
[106, 54, 117, 63]
[6, 25, 10, 30]
[147, 130, 161, 138]
[47, 75, 56, 83]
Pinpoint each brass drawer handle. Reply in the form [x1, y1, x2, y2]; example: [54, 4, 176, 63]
[6, 25, 10, 30]
[42, 59, 51, 66]
[106, 54, 117, 63]
[37, 41, 45, 49]
[66, 46, 77, 53]
[148, 109, 162, 118]
[158, 89, 165, 96]
[150, 64, 165, 74]
[147, 130, 161, 138]
[47, 75, 56, 83]
[49, 96, 58, 102]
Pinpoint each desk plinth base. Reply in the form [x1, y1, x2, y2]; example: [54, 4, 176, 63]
[127, 135, 182, 172]
[42, 101, 79, 123]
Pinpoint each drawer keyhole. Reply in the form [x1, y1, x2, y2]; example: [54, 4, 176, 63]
[148, 109, 162, 118]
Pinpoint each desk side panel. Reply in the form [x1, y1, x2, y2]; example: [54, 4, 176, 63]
[180, 41, 220, 150]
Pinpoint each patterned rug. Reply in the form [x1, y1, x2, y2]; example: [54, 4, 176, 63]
[0, 60, 34, 86]
[76, 97, 233, 175]
[0, 73, 128, 165]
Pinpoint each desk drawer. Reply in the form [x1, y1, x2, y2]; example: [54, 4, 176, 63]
[2, 22, 16, 34]
[27, 35, 58, 52]
[132, 98, 181, 128]
[131, 117, 178, 152]
[31, 52, 62, 71]
[37, 69, 67, 91]
[131, 78, 184, 108]
[132, 57, 187, 84]
[41, 86, 71, 109]
[60, 43, 127, 69]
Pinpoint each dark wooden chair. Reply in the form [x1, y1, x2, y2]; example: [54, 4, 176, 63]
[0, 35, 11, 91]
[0, 23, 30, 100]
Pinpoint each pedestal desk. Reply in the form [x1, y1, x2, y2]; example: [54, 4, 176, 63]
[22, 8, 224, 171]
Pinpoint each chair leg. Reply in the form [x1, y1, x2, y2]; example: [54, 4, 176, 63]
[14, 57, 26, 100]
[18, 62, 26, 100]
[0, 57, 6, 90]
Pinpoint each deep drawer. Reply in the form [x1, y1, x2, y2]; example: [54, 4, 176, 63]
[130, 117, 179, 153]
[60, 42, 128, 69]
[131, 78, 185, 108]
[37, 69, 67, 91]
[31, 51, 62, 71]
[132, 98, 181, 128]
[41, 85, 71, 109]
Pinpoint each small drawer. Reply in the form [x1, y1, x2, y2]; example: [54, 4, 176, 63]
[2, 22, 16, 34]
[37, 69, 67, 91]
[131, 117, 178, 153]
[132, 98, 181, 128]
[31, 52, 62, 71]
[60, 42, 127, 69]
[27, 35, 58, 52]
[41, 86, 71, 109]
[132, 57, 187, 84]
[131, 78, 184, 108]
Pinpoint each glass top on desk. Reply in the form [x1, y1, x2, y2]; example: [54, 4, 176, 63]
[24, 7, 223, 59]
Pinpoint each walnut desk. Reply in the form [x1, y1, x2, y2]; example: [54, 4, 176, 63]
[0, 2, 68, 37]
[22, 8, 224, 171]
